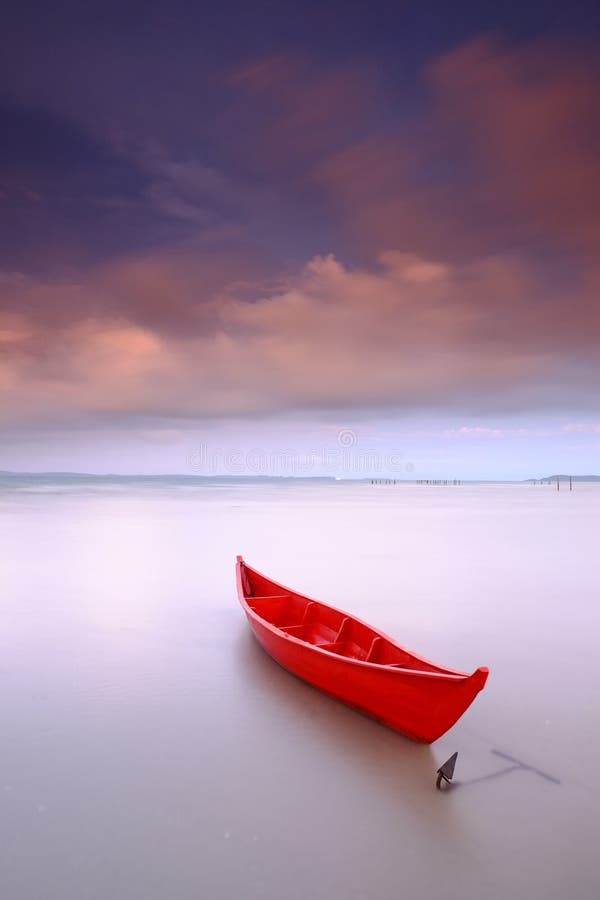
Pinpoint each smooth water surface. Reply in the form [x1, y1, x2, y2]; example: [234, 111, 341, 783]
[1, 479, 599, 899]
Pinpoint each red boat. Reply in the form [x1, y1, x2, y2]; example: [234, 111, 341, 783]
[236, 556, 488, 743]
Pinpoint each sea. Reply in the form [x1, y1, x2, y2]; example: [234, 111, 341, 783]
[1, 475, 599, 899]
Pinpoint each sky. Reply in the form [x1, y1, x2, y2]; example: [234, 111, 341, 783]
[1, 0, 599, 478]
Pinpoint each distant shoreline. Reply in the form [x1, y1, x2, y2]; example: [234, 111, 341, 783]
[526, 474, 600, 483]
[1, 471, 599, 484]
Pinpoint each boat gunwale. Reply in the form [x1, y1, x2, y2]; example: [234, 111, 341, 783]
[236, 556, 481, 683]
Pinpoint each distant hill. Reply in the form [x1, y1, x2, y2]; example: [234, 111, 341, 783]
[526, 474, 600, 483]
[0, 471, 340, 484]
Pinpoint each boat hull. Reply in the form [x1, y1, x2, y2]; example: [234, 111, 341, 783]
[237, 557, 488, 744]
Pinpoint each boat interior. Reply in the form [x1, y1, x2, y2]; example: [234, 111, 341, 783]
[242, 566, 444, 672]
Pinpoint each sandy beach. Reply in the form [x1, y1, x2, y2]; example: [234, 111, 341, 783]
[1, 478, 599, 899]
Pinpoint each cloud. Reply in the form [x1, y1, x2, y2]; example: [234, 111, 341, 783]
[428, 36, 600, 252]
[2, 249, 599, 427]
[314, 36, 600, 261]
[225, 51, 381, 176]
[138, 142, 254, 227]
[443, 427, 505, 439]
[1, 32, 599, 437]
[563, 423, 600, 434]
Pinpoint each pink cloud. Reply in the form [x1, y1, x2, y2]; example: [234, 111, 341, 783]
[314, 36, 600, 259]
[224, 51, 381, 175]
[427, 36, 600, 253]
[2, 250, 599, 427]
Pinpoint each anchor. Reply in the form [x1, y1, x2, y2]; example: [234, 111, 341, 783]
[436, 752, 458, 789]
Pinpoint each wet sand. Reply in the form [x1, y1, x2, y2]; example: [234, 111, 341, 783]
[1, 480, 599, 899]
